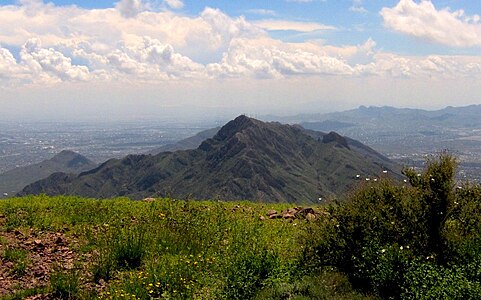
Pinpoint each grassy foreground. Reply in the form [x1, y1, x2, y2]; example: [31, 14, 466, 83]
[0, 196, 369, 299]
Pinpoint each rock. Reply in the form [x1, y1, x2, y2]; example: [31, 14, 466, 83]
[295, 207, 316, 218]
[142, 197, 156, 202]
[34, 239, 44, 249]
[259, 216, 266, 221]
[269, 214, 282, 219]
[282, 213, 296, 219]
[55, 236, 65, 245]
[287, 208, 298, 214]
[267, 209, 278, 216]
[14, 230, 23, 236]
[306, 213, 316, 222]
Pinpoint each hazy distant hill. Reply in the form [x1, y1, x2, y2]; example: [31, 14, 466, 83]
[147, 127, 221, 154]
[272, 104, 481, 129]
[20, 116, 400, 203]
[0, 150, 97, 198]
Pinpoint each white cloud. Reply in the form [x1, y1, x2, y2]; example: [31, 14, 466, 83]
[20, 38, 91, 82]
[381, 0, 481, 47]
[164, 0, 184, 10]
[350, 0, 367, 13]
[254, 20, 335, 32]
[0, 3, 263, 63]
[0, 0, 481, 89]
[207, 37, 354, 78]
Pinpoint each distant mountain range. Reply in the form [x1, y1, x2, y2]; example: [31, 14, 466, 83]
[20, 116, 400, 203]
[266, 104, 481, 130]
[0, 150, 97, 198]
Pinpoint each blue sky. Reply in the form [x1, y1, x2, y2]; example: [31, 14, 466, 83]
[1, 0, 481, 121]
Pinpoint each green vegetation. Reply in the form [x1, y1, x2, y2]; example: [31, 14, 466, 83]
[2, 246, 29, 277]
[304, 153, 481, 299]
[1, 195, 346, 299]
[3, 153, 481, 299]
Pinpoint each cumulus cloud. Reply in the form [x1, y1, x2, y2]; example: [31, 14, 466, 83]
[20, 38, 91, 82]
[381, 0, 481, 47]
[1, 1, 481, 87]
[0, 2, 262, 62]
[207, 37, 354, 78]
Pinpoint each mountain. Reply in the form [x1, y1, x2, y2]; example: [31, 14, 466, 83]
[270, 104, 481, 129]
[147, 127, 221, 154]
[0, 150, 97, 198]
[19, 116, 400, 203]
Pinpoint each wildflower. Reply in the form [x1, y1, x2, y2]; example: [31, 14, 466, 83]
[400, 246, 403, 250]
[381, 249, 386, 253]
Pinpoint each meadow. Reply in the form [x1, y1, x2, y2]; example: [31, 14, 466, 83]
[2, 154, 481, 299]
[0, 195, 368, 299]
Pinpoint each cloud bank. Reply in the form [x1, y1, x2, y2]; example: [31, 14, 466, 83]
[0, 0, 480, 116]
[381, 0, 481, 47]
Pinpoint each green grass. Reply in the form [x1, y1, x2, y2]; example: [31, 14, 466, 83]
[2, 246, 29, 277]
[1, 196, 351, 299]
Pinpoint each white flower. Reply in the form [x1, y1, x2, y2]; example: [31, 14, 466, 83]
[400, 246, 403, 250]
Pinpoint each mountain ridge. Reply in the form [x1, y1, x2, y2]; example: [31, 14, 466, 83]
[20, 116, 400, 203]
[0, 150, 97, 198]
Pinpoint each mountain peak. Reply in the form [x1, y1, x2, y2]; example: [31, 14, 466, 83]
[213, 115, 258, 141]
[51, 150, 94, 168]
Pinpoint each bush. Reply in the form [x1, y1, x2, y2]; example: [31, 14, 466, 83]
[305, 153, 474, 298]
[402, 262, 481, 299]
[222, 250, 280, 300]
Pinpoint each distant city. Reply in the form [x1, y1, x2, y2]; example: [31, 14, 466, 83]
[0, 120, 216, 174]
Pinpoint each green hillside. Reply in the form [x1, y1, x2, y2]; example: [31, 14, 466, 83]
[19, 116, 400, 202]
[0, 150, 97, 198]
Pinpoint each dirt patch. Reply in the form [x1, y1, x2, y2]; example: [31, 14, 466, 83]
[0, 228, 88, 297]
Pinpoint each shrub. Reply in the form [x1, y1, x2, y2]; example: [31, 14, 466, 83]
[222, 250, 280, 300]
[402, 262, 481, 299]
[305, 153, 468, 298]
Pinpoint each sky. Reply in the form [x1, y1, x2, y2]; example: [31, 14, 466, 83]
[1, 0, 481, 121]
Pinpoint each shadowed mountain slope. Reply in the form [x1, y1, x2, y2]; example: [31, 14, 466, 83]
[0, 150, 97, 198]
[20, 116, 400, 203]
[147, 127, 221, 154]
